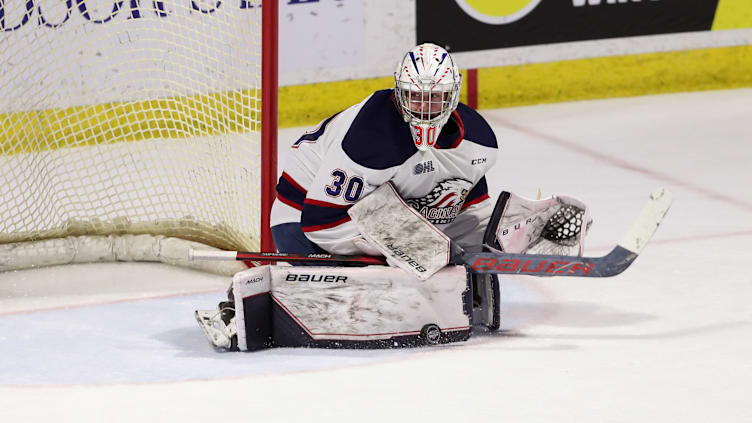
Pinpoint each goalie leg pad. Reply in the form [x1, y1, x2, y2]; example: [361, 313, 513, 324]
[224, 265, 473, 351]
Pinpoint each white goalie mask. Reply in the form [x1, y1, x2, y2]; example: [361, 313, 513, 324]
[394, 43, 462, 151]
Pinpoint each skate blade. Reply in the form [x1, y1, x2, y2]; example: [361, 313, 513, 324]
[194, 309, 232, 349]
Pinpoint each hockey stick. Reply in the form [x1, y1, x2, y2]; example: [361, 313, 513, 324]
[191, 188, 672, 278]
[190, 250, 388, 266]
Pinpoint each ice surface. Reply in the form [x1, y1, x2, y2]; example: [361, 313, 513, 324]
[1, 89, 751, 422]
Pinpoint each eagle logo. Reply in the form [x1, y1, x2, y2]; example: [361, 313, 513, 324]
[406, 178, 473, 224]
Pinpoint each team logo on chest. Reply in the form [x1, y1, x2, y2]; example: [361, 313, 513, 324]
[406, 178, 473, 224]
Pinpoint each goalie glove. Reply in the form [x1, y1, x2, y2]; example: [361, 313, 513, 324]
[486, 192, 593, 257]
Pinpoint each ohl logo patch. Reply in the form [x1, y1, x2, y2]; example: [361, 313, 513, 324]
[454, 0, 543, 25]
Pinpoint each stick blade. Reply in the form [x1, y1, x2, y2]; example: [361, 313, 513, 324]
[618, 188, 673, 254]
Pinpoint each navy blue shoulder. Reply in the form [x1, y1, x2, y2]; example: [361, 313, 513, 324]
[455, 103, 498, 149]
[342, 89, 417, 170]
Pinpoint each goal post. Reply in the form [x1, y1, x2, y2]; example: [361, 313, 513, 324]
[261, 0, 278, 254]
[0, 0, 278, 274]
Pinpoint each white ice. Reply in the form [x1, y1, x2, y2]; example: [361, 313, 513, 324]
[1, 88, 751, 422]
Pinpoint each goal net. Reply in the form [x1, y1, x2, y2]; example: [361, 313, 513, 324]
[0, 0, 275, 274]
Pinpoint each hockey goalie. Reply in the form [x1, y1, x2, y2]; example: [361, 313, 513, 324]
[194, 42, 669, 352]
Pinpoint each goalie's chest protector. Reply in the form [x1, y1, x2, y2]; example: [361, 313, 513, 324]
[341, 90, 498, 226]
[389, 133, 495, 225]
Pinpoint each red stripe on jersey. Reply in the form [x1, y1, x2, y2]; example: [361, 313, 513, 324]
[301, 216, 352, 232]
[282, 172, 307, 194]
[461, 193, 489, 210]
[277, 194, 303, 211]
[303, 198, 351, 209]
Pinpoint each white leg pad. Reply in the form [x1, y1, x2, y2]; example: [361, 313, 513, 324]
[230, 264, 472, 350]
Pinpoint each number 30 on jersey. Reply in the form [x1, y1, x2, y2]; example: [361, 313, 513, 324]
[325, 169, 364, 202]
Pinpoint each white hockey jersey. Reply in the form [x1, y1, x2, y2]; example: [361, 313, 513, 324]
[271, 89, 498, 255]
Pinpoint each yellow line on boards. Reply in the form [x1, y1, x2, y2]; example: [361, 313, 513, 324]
[477, 45, 752, 109]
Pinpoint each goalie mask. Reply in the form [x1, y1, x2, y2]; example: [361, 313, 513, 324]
[395, 43, 462, 151]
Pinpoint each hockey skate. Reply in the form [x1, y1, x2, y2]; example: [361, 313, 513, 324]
[195, 301, 238, 351]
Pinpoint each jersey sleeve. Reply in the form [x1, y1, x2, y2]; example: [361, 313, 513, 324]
[462, 176, 491, 209]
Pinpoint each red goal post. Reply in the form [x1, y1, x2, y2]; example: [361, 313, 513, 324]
[261, 0, 278, 254]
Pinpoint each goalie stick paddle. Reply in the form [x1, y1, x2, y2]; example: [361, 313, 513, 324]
[190, 188, 672, 278]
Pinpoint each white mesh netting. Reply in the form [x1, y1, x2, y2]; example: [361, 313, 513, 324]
[0, 0, 264, 255]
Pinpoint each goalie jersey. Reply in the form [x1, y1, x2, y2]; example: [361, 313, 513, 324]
[271, 89, 498, 255]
